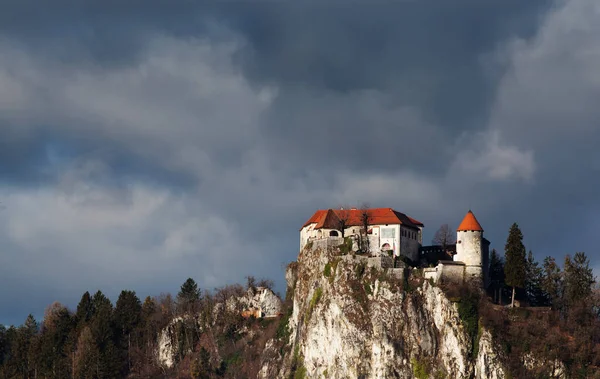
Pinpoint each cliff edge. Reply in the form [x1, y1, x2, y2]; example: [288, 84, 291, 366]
[259, 244, 507, 379]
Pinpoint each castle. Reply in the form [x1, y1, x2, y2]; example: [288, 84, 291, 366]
[300, 208, 490, 286]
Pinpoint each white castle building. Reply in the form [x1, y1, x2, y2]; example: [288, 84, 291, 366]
[301, 207, 490, 286]
[300, 207, 424, 262]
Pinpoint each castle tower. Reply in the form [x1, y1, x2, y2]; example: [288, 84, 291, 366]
[455, 210, 486, 284]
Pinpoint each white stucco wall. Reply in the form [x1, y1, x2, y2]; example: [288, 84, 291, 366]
[301, 221, 421, 262]
[455, 230, 482, 267]
[377, 224, 400, 256]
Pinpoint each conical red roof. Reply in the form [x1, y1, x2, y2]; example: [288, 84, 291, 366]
[457, 210, 483, 232]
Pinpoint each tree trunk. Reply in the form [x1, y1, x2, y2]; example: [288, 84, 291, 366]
[511, 286, 516, 307]
[128, 333, 131, 372]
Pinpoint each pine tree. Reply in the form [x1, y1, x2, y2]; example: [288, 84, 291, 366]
[488, 249, 505, 304]
[542, 256, 563, 310]
[564, 252, 596, 308]
[0, 324, 6, 366]
[177, 278, 201, 314]
[75, 292, 93, 328]
[89, 291, 120, 378]
[114, 290, 142, 375]
[504, 223, 527, 307]
[525, 251, 548, 306]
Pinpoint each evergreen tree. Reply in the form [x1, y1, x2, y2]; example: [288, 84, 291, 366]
[525, 251, 548, 306]
[8, 315, 39, 378]
[488, 249, 505, 304]
[542, 256, 563, 310]
[504, 223, 527, 307]
[75, 291, 93, 328]
[114, 290, 142, 337]
[2, 326, 18, 377]
[90, 291, 113, 348]
[177, 278, 201, 314]
[38, 302, 74, 378]
[114, 290, 142, 375]
[0, 324, 7, 366]
[564, 252, 596, 308]
[89, 291, 120, 378]
[139, 296, 159, 369]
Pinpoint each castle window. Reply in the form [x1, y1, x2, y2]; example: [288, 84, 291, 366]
[329, 231, 339, 237]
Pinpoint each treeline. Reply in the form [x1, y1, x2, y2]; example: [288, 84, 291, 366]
[0, 276, 276, 379]
[488, 222, 597, 311]
[484, 222, 600, 377]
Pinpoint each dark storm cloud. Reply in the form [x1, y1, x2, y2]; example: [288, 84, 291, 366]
[3, 0, 599, 327]
[0, 0, 552, 183]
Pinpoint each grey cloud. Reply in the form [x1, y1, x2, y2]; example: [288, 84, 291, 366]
[2, 0, 599, 325]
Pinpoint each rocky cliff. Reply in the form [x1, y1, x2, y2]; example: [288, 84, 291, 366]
[155, 244, 570, 378]
[258, 244, 508, 379]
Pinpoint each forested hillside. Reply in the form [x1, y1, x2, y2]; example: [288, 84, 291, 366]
[1, 224, 599, 378]
[0, 277, 279, 379]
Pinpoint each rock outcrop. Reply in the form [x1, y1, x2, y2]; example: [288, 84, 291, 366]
[259, 245, 508, 378]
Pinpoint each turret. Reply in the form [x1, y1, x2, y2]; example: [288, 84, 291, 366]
[455, 210, 488, 284]
[455, 210, 483, 266]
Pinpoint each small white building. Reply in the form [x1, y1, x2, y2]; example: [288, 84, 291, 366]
[300, 207, 424, 261]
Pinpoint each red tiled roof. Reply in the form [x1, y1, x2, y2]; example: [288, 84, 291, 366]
[301, 208, 423, 230]
[457, 210, 483, 232]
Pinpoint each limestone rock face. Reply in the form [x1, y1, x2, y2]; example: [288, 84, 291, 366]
[240, 287, 283, 318]
[258, 246, 508, 379]
[157, 287, 282, 369]
[157, 316, 190, 368]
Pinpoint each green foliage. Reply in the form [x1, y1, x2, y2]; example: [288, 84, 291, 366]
[504, 223, 527, 305]
[114, 290, 142, 335]
[305, 288, 323, 322]
[504, 224, 526, 288]
[323, 263, 332, 278]
[338, 237, 353, 255]
[294, 365, 307, 379]
[276, 307, 293, 342]
[363, 282, 372, 296]
[326, 259, 340, 284]
[457, 290, 479, 356]
[75, 291, 94, 326]
[225, 350, 242, 368]
[542, 256, 563, 309]
[411, 357, 429, 379]
[178, 277, 201, 313]
[290, 345, 306, 379]
[355, 261, 366, 278]
[525, 251, 549, 306]
[564, 252, 595, 307]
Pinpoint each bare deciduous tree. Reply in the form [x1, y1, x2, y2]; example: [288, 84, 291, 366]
[335, 206, 351, 238]
[359, 204, 372, 253]
[432, 224, 456, 249]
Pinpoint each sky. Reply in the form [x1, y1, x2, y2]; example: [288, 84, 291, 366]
[1, 0, 599, 326]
